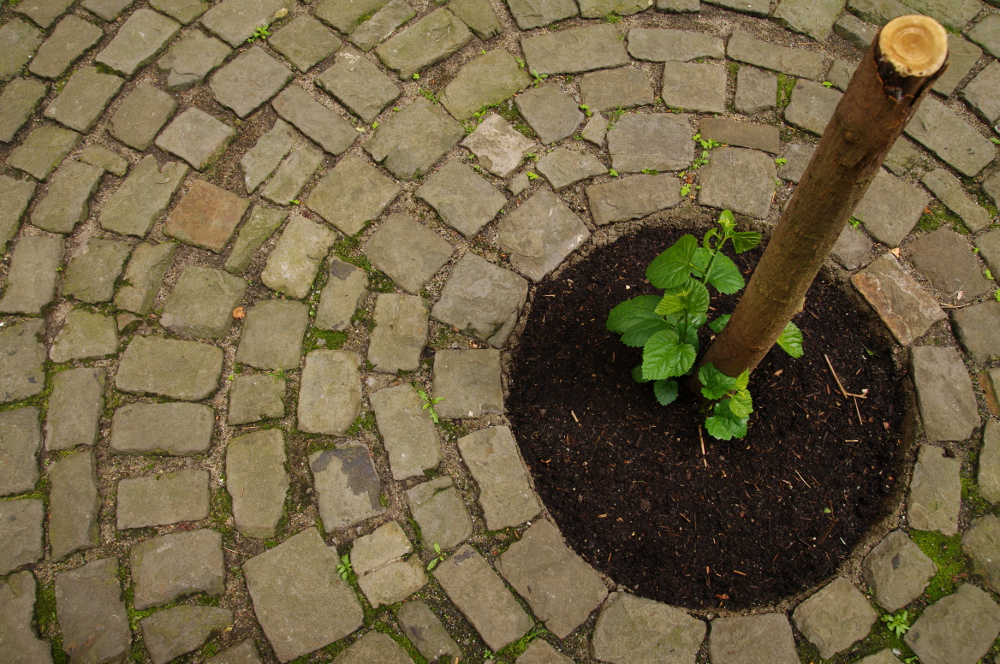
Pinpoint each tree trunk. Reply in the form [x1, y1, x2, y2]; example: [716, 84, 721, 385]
[697, 15, 949, 380]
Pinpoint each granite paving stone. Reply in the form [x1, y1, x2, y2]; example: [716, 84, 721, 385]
[227, 430, 289, 538]
[627, 27, 724, 61]
[834, 14, 876, 51]
[82, 0, 135, 21]
[536, 146, 607, 190]
[210, 47, 293, 118]
[369, 293, 429, 372]
[110, 402, 214, 455]
[883, 130, 925, 176]
[349, 0, 416, 51]
[55, 558, 131, 664]
[261, 215, 337, 298]
[774, 0, 845, 41]
[462, 113, 537, 178]
[108, 82, 177, 151]
[262, 144, 323, 205]
[316, 48, 401, 123]
[432, 256, 527, 346]
[44, 66, 123, 133]
[591, 592, 706, 664]
[726, 30, 825, 80]
[364, 98, 464, 180]
[357, 556, 427, 606]
[365, 214, 453, 293]
[311, 443, 385, 529]
[350, 521, 412, 575]
[50, 310, 117, 363]
[519, 640, 575, 664]
[699, 117, 781, 153]
[78, 144, 127, 176]
[962, 59, 1000, 126]
[785, 79, 842, 135]
[0, 572, 52, 664]
[0, 78, 46, 142]
[964, 514, 1000, 593]
[375, 8, 472, 78]
[298, 350, 362, 434]
[96, 8, 180, 76]
[307, 154, 400, 235]
[700, 147, 775, 219]
[156, 29, 232, 90]
[981, 419, 1000, 502]
[0, 320, 46, 404]
[661, 62, 726, 113]
[47, 451, 100, 559]
[161, 266, 247, 338]
[825, 58, 855, 91]
[130, 529, 225, 610]
[29, 16, 102, 80]
[0, 19, 42, 82]
[200, 0, 293, 46]
[792, 577, 877, 659]
[15, 0, 74, 28]
[315, 260, 369, 330]
[30, 160, 104, 234]
[235, 299, 309, 370]
[371, 384, 441, 479]
[983, 369, 1000, 417]
[932, 34, 982, 97]
[334, 631, 414, 663]
[45, 368, 105, 451]
[978, 228, 1000, 278]
[507, 0, 577, 28]
[314, 0, 390, 33]
[432, 348, 504, 418]
[515, 84, 585, 145]
[905, 584, 1000, 664]
[0, 407, 40, 496]
[397, 601, 462, 662]
[61, 236, 131, 304]
[99, 155, 188, 237]
[522, 24, 630, 75]
[658, 0, 699, 9]
[241, 121, 293, 194]
[901, 0, 981, 31]
[151, 0, 209, 23]
[116, 335, 224, 400]
[580, 66, 654, 113]
[269, 15, 342, 71]
[8, 124, 82, 181]
[0, 176, 37, 252]
[853, 169, 928, 247]
[408, 477, 472, 549]
[607, 112, 693, 172]
[986, 171, 1000, 208]
[910, 346, 979, 443]
[920, 169, 991, 233]
[498, 188, 590, 281]
[905, 96, 996, 177]
[969, 14, 1000, 59]
[272, 84, 357, 156]
[863, 529, 936, 611]
[708, 613, 799, 664]
[229, 374, 285, 424]
[579, 0, 652, 16]
[417, 160, 507, 239]
[114, 241, 178, 315]
[441, 49, 532, 121]
[908, 444, 962, 535]
[448, 0, 501, 39]
[142, 606, 233, 664]
[703, 0, 768, 13]
[117, 470, 210, 529]
[830, 225, 873, 270]
[0, 500, 43, 575]
[208, 640, 263, 664]
[0, 235, 64, 314]
[953, 300, 1000, 364]
[155, 108, 236, 171]
[907, 228, 993, 303]
[586, 172, 680, 226]
[435, 545, 533, 651]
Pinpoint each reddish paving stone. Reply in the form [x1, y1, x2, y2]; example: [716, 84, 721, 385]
[163, 180, 250, 253]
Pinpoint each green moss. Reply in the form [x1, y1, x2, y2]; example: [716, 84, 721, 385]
[727, 61, 739, 76]
[372, 621, 429, 663]
[494, 103, 535, 139]
[776, 73, 796, 109]
[917, 203, 968, 234]
[797, 608, 919, 663]
[346, 411, 377, 436]
[909, 529, 967, 601]
[494, 625, 551, 661]
[304, 329, 349, 353]
[961, 475, 996, 518]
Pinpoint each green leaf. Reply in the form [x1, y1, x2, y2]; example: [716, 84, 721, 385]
[654, 280, 710, 317]
[646, 235, 698, 289]
[653, 379, 679, 405]
[717, 210, 736, 234]
[705, 253, 745, 294]
[708, 314, 730, 333]
[607, 295, 660, 334]
[641, 329, 696, 380]
[734, 369, 750, 390]
[731, 231, 762, 254]
[776, 320, 804, 358]
[620, 318, 672, 347]
[698, 363, 738, 400]
[728, 389, 753, 418]
[704, 400, 749, 440]
[632, 365, 651, 383]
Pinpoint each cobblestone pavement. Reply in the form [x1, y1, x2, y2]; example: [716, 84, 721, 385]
[2, 0, 1000, 661]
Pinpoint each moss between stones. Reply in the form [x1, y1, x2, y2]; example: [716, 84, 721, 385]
[909, 529, 967, 602]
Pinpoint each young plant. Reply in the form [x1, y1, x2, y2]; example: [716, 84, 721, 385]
[881, 610, 911, 637]
[336, 554, 352, 580]
[246, 25, 271, 42]
[426, 542, 446, 570]
[417, 388, 444, 424]
[606, 211, 803, 440]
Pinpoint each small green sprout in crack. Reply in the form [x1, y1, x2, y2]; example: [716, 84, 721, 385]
[526, 171, 539, 181]
[336, 554, 353, 581]
[881, 610, 911, 638]
[426, 543, 446, 570]
[774, 157, 787, 166]
[247, 25, 271, 43]
[417, 388, 444, 424]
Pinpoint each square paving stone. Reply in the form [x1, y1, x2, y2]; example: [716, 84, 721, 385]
[416, 160, 507, 239]
[371, 384, 441, 480]
[407, 476, 473, 550]
[863, 530, 937, 611]
[906, 227, 993, 303]
[462, 114, 537, 178]
[521, 24, 630, 76]
[969, 12, 1000, 58]
[241, 120, 293, 194]
[243, 528, 363, 662]
[116, 469, 210, 529]
[932, 34, 981, 97]
[961, 59, 1000, 125]
[627, 27, 724, 62]
[50, 453, 101, 558]
[99, 155, 188, 237]
[96, 8, 181, 76]
[700, 117, 781, 154]
[397, 601, 462, 662]
[853, 169, 928, 247]
[82, 0, 134, 22]
[785, 79, 842, 135]
[269, 15, 342, 72]
[15, 0, 74, 28]
[432, 254, 527, 347]
[314, 0, 390, 32]
[607, 112, 693, 172]
[30, 159, 104, 234]
[200, 0, 293, 46]
[315, 260, 369, 330]
[792, 577, 878, 659]
[662, 61, 726, 113]
[261, 144, 323, 206]
[156, 108, 236, 171]
[61, 236, 132, 304]
[699, 147, 775, 219]
[726, 29, 824, 79]
[375, 8, 472, 79]
[0, 19, 42, 82]
[316, 48, 400, 124]
[905, 96, 996, 177]
[310, 443, 385, 529]
[921, 168, 991, 233]
[458, 426, 540, 530]
[0, 176, 37, 252]
[978, 228, 1000, 278]
[579, 66, 654, 113]
[0, 234, 64, 315]
[0, 78, 46, 142]
[116, 335, 224, 401]
[8, 124, 82, 180]
[364, 98, 465, 180]
[851, 254, 945, 346]
[0, 320, 46, 405]
[298, 350, 362, 434]
[210, 47, 293, 118]
[905, 583, 1000, 664]
[536, 146, 607, 190]
[29, 15, 103, 80]
[592, 592, 706, 663]
[271, 84, 357, 156]
[507, 0, 577, 28]
[910, 346, 979, 443]
[497, 188, 590, 282]
[50, 309, 118, 362]
[369, 293, 429, 372]
[44, 66, 123, 133]
[0, 500, 44, 575]
[115, 241, 178, 315]
[307, 154, 400, 235]
[156, 29, 232, 90]
[440, 49, 532, 121]
[141, 605, 233, 664]
[222, 205, 285, 271]
[953, 300, 1000, 364]
[777, 142, 814, 182]
[515, 84, 584, 145]
[349, 0, 416, 51]
[261, 215, 337, 299]
[164, 179, 250, 253]
[227, 430, 288, 538]
[207, 639, 262, 664]
[774, 0, 843, 41]
[130, 529, 224, 610]
[578, 0, 652, 16]
[586, 172, 681, 225]
[708, 613, 799, 664]
[0, 407, 40, 496]
[0, 576, 50, 661]
[150, 0, 209, 23]
[333, 631, 415, 662]
[432, 348, 503, 418]
[55, 558, 131, 664]
[980, 420, 1000, 504]
[45, 367, 105, 451]
[229, 374, 285, 425]
[356, 557, 427, 607]
[965, 515, 1000, 594]
[108, 82, 178, 151]
[235, 299, 309, 370]
[365, 214, 453, 294]
[110, 402, 214, 455]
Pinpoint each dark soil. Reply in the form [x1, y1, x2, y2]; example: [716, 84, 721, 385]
[507, 223, 908, 611]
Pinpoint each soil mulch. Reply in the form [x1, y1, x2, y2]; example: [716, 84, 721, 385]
[507, 223, 908, 611]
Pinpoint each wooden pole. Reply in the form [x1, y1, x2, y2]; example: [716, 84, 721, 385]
[696, 15, 949, 380]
